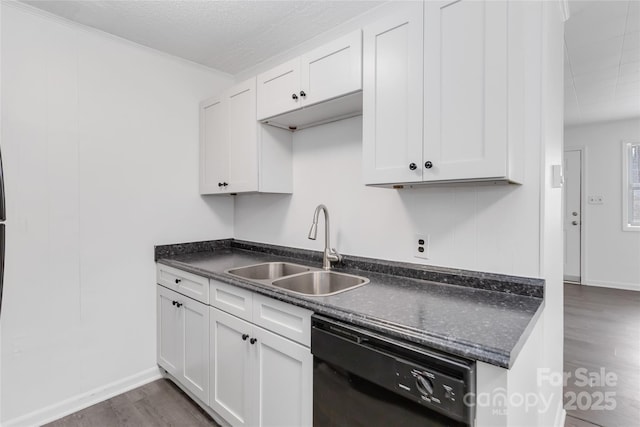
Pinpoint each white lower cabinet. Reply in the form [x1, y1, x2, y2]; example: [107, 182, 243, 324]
[157, 285, 210, 403]
[209, 306, 313, 427]
[253, 325, 312, 427]
[158, 268, 313, 427]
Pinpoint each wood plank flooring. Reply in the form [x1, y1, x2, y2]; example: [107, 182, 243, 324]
[563, 283, 640, 427]
[46, 283, 640, 427]
[45, 379, 219, 427]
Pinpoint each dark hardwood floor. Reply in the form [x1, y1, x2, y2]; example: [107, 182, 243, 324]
[46, 283, 640, 427]
[563, 283, 640, 427]
[45, 379, 219, 427]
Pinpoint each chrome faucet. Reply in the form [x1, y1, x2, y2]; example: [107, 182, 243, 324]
[308, 204, 342, 270]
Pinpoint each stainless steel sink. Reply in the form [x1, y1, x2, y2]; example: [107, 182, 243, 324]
[226, 262, 311, 281]
[270, 271, 369, 296]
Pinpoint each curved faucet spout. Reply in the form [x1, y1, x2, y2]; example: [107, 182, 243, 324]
[307, 204, 341, 270]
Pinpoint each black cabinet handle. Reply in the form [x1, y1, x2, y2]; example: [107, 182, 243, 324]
[409, 163, 417, 171]
[223, 182, 228, 187]
[292, 93, 298, 100]
[218, 182, 224, 187]
[242, 334, 249, 341]
[250, 338, 257, 345]
[424, 161, 433, 169]
[300, 90, 306, 97]
[175, 278, 181, 284]
[172, 301, 176, 306]
[176, 302, 183, 308]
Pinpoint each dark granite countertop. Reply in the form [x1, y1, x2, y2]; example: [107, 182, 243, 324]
[155, 239, 544, 369]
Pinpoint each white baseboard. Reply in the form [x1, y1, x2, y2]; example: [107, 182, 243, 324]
[3, 367, 162, 427]
[583, 280, 640, 292]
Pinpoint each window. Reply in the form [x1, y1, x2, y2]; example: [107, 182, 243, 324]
[623, 141, 640, 231]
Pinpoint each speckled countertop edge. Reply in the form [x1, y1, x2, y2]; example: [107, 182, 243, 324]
[155, 239, 545, 368]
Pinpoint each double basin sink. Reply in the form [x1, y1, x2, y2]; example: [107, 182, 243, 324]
[225, 262, 369, 297]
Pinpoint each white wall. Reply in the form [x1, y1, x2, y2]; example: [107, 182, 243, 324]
[565, 118, 640, 290]
[236, 116, 541, 277]
[0, 4, 233, 424]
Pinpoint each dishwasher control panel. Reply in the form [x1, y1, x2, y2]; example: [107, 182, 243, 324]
[394, 360, 468, 418]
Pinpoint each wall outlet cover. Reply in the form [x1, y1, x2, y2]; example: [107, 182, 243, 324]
[415, 233, 429, 259]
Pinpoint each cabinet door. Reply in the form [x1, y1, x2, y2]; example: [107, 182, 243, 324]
[227, 78, 259, 193]
[300, 30, 362, 107]
[256, 58, 301, 120]
[200, 96, 228, 194]
[252, 326, 312, 427]
[181, 297, 210, 403]
[210, 308, 253, 427]
[423, 0, 508, 181]
[157, 286, 182, 377]
[362, 3, 424, 185]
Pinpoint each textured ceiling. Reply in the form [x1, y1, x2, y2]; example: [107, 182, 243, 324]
[21, 0, 640, 126]
[564, 0, 640, 126]
[22, 0, 384, 75]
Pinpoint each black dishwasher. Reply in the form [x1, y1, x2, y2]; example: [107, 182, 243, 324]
[312, 315, 475, 427]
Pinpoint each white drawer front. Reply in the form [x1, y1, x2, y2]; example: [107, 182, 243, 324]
[210, 279, 253, 322]
[253, 293, 312, 347]
[156, 264, 209, 304]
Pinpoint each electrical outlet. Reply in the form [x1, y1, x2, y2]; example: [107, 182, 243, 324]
[415, 234, 429, 259]
[588, 195, 604, 204]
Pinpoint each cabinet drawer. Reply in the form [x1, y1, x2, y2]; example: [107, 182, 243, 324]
[156, 264, 209, 304]
[210, 279, 253, 322]
[252, 293, 312, 347]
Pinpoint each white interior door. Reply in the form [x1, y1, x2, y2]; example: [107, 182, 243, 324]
[564, 150, 582, 282]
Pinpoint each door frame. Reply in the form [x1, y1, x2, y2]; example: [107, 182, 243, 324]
[564, 146, 587, 284]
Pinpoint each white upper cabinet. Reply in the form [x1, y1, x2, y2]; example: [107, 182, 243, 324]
[200, 96, 228, 193]
[363, 0, 525, 186]
[423, 0, 516, 182]
[256, 59, 301, 121]
[362, 3, 425, 185]
[300, 30, 362, 107]
[200, 77, 293, 195]
[257, 30, 363, 130]
[227, 79, 259, 193]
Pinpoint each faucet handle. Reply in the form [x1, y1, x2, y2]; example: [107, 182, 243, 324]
[330, 248, 342, 263]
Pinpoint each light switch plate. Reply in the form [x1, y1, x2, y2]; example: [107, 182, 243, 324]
[552, 164, 564, 188]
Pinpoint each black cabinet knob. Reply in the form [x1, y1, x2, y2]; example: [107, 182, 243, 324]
[300, 90, 306, 97]
[242, 334, 249, 341]
[409, 163, 417, 170]
[176, 302, 183, 308]
[172, 301, 176, 306]
[223, 182, 228, 187]
[250, 338, 257, 345]
[424, 161, 433, 169]
[218, 182, 224, 187]
[174, 278, 181, 284]
[292, 93, 298, 100]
